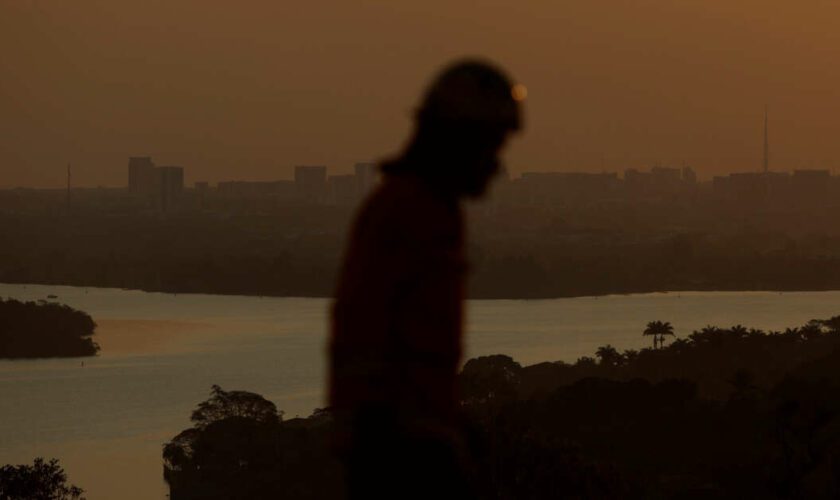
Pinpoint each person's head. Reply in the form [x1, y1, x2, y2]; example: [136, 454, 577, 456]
[401, 59, 524, 197]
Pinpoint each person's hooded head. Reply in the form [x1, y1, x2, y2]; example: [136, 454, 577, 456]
[390, 59, 525, 197]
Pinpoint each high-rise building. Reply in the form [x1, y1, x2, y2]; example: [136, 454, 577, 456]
[682, 166, 697, 184]
[157, 166, 184, 211]
[127, 157, 186, 209]
[354, 162, 377, 197]
[128, 157, 156, 195]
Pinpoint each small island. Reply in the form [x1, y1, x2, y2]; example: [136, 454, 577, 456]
[0, 298, 99, 359]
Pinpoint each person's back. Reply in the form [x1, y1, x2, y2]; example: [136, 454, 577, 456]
[331, 170, 465, 424]
[329, 59, 524, 499]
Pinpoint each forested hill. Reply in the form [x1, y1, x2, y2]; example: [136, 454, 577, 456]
[164, 316, 840, 499]
[3, 209, 840, 299]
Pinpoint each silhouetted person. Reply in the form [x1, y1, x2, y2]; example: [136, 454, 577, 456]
[329, 60, 523, 499]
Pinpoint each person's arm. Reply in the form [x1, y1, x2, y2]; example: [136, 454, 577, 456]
[329, 193, 406, 412]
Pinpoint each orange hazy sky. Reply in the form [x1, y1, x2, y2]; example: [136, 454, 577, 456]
[2, 0, 840, 188]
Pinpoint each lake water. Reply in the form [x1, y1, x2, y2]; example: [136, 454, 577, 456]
[1, 283, 839, 499]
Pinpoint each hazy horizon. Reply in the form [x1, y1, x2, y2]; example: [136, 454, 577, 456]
[4, 1, 840, 188]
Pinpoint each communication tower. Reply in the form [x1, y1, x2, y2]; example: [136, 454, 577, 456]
[66, 163, 71, 209]
[763, 106, 769, 174]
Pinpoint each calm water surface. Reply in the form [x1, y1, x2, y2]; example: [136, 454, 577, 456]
[1, 283, 839, 499]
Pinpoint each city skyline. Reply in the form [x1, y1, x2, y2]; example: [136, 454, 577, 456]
[4, 107, 840, 189]
[4, 154, 838, 191]
[5, 1, 840, 188]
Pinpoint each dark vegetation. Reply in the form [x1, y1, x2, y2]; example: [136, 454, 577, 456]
[4, 195, 840, 299]
[0, 298, 99, 358]
[165, 315, 840, 499]
[163, 385, 341, 500]
[0, 458, 85, 500]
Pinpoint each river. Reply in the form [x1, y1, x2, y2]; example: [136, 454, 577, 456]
[1, 283, 838, 499]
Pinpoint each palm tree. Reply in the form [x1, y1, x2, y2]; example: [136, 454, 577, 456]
[622, 349, 640, 365]
[595, 344, 623, 368]
[730, 324, 749, 339]
[643, 320, 675, 349]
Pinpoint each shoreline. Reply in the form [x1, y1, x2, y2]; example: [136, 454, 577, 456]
[2, 280, 840, 301]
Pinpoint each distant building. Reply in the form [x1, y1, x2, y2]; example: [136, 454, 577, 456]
[764, 171, 791, 198]
[519, 171, 619, 205]
[681, 166, 697, 184]
[157, 166, 184, 211]
[728, 172, 766, 201]
[126, 157, 185, 210]
[792, 169, 830, 183]
[217, 180, 294, 198]
[712, 175, 729, 192]
[624, 166, 694, 197]
[328, 174, 357, 205]
[623, 168, 651, 194]
[354, 162, 377, 197]
[128, 157, 156, 195]
[791, 169, 831, 203]
[650, 166, 682, 192]
[294, 165, 327, 202]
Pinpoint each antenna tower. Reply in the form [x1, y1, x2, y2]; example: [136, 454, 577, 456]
[763, 106, 769, 174]
[66, 163, 71, 209]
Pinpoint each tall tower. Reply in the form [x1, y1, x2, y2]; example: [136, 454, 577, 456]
[763, 105, 769, 174]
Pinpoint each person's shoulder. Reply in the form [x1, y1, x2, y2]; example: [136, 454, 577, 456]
[374, 173, 457, 219]
[354, 174, 460, 244]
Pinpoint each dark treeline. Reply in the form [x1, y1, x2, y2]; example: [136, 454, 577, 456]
[3, 199, 840, 298]
[0, 298, 99, 358]
[165, 315, 840, 499]
[0, 458, 85, 500]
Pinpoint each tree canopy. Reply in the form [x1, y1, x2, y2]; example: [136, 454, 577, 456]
[0, 298, 99, 358]
[164, 386, 340, 499]
[0, 458, 85, 500]
[190, 384, 281, 429]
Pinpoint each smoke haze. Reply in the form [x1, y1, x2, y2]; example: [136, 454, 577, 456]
[3, 0, 840, 187]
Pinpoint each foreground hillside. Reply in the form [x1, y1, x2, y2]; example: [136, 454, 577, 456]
[164, 315, 840, 499]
